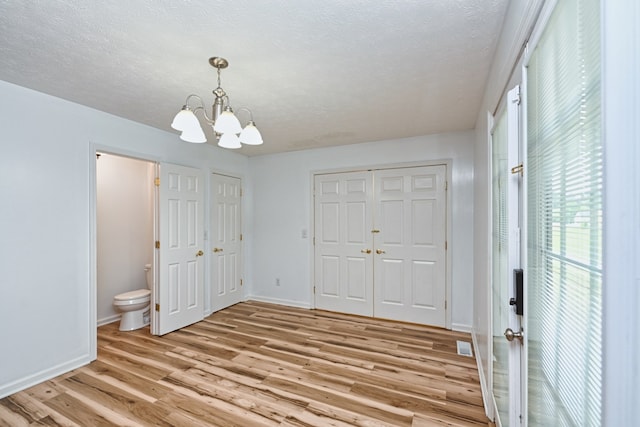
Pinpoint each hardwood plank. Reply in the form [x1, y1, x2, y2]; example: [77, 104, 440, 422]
[0, 301, 492, 426]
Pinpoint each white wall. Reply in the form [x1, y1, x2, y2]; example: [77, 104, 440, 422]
[0, 79, 250, 398]
[248, 131, 475, 330]
[96, 154, 154, 325]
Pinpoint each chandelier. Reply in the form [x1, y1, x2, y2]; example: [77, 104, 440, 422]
[171, 56, 263, 148]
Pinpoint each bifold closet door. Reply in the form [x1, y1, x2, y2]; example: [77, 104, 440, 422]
[373, 165, 447, 327]
[314, 171, 374, 317]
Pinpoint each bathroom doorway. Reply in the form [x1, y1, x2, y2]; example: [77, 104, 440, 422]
[96, 152, 155, 328]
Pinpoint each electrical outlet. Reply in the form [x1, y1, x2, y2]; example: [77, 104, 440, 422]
[275, 278, 280, 286]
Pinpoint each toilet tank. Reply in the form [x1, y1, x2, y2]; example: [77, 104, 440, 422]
[144, 264, 153, 289]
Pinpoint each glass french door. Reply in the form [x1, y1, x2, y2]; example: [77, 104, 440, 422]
[492, 85, 523, 427]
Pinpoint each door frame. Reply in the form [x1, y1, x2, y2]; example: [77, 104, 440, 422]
[310, 159, 453, 329]
[89, 145, 162, 356]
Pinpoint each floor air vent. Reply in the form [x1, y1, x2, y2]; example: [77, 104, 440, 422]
[457, 340, 473, 357]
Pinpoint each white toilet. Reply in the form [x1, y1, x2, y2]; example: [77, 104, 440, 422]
[113, 264, 152, 331]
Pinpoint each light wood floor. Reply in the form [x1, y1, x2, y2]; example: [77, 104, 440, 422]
[0, 301, 493, 426]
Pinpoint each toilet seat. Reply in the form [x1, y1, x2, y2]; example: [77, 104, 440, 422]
[113, 289, 151, 306]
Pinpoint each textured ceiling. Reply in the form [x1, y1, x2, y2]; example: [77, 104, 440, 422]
[0, 0, 508, 156]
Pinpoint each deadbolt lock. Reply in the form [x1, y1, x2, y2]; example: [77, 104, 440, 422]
[196, 250, 204, 257]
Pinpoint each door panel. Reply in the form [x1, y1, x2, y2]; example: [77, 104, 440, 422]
[374, 165, 446, 326]
[314, 172, 374, 316]
[491, 85, 522, 426]
[155, 163, 204, 335]
[210, 174, 243, 312]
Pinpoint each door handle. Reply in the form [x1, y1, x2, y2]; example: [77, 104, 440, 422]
[213, 247, 223, 253]
[376, 249, 386, 254]
[504, 327, 524, 343]
[361, 249, 372, 254]
[196, 250, 204, 257]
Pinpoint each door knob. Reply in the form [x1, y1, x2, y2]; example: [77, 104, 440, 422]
[376, 249, 386, 254]
[361, 249, 372, 254]
[504, 327, 524, 342]
[213, 247, 223, 253]
[196, 250, 204, 257]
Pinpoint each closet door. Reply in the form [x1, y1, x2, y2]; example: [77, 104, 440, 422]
[314, 171, 374, 316]
[373, 165, 447, 327]
[210, 173, 243, 312]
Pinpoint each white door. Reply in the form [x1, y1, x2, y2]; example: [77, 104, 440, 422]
[314, 171, 374, 317]
[154, 163, 204, 335]
[314, 166, 448, 326]
[491, 85, 523, 426]
[210, 173, 243, 312]
[373, 165, 447, 327]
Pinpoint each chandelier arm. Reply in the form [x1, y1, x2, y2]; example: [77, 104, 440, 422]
[184, 94, 214, 124]
[235, 107, 255, 123]
[221, 95, 231, 108]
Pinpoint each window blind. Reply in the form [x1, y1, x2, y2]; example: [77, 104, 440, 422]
[526, 0, 601, 425]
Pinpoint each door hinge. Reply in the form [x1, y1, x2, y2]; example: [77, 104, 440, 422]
[240, 279, 243, 286]
[240, 233, 243, 241]
[511, 85, 522, 105]
[313, 286, 316, 294]
[154, 177, 160, 186]
[313, 237, 315, 245]
[155, 241, 160, 249]
[240, 188, 243, 197]
[445, 181, 448, 191]
[445, 300, 447, 310]
[445, 241, 447, 250]
[155, 303, 160, 312]
[511, 164, 524, 176]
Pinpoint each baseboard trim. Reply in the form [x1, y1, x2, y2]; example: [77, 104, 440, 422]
[0, 354, 93, 399]
[97, 314, 120, 327]
[245, 295, 311, 309]
[451, 322, 472, 333]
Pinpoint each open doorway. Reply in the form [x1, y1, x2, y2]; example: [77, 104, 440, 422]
[95, 152, 155, 329]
